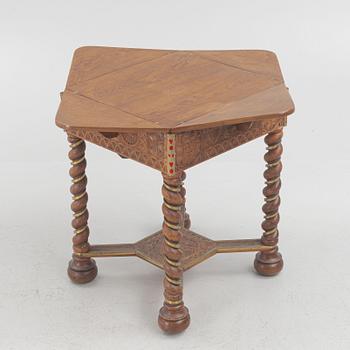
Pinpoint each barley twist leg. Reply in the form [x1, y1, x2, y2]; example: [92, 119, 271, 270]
[158, 171, 190, 333]
[254, 129, 284, 276]
[67, 135, 97, 283]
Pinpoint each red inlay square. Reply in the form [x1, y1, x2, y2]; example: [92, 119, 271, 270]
[169, 145, 174, 150]
[169, 169, 174, 174]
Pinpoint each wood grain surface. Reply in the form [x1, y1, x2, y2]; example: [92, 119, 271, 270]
[56, 47, 294, 132]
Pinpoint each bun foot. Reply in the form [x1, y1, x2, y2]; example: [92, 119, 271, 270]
[254, 249, 283, 276]
[68, 256, 98, 284]
[158, 305, 190, 334]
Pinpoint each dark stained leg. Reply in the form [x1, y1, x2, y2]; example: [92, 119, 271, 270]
[158, 171, 190, 333]
[67, 135, 97, 283]
[254, 129, 284, 276]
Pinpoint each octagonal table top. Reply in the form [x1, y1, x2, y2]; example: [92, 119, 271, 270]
[56, 46, 294, 133]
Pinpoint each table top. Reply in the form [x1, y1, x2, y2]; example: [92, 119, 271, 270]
[56, 47, 294, 133]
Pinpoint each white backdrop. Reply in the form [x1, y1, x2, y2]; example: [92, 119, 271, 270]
[1, 1, 349, 349]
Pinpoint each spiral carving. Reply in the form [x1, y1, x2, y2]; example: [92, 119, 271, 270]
[255, 128, 284, 276]
[68, 135, 91, 254]
[261, 129, 283, 246]
[158, 171, 190, 333]
[67, 134, 97, 283]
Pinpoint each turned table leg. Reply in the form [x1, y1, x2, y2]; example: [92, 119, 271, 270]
[67, 135, 97, 283]
[254, 128, 284, 276]
[158, 171, 190, 333]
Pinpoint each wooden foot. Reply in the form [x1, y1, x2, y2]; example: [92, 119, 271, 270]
[158, 171, 190, 333]
[255, 128, 284, 276]
[67, 135, 97, 283]
[158, 305, 190, 334]
[68, 256, 98, 284]
[254, 248, 283, 276]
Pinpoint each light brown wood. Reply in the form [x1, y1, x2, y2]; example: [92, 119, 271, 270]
[215, 239, 273, 254]
[79, 243, 136, 258]
[65, 46, 171, 89]
[196, 50, 284, 79]
[56, 47, 295, 334]
[75, 231, 273, 270]
[56, 47, 294, 132]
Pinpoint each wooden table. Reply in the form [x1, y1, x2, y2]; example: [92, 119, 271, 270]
[56, 47, 295, 333]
